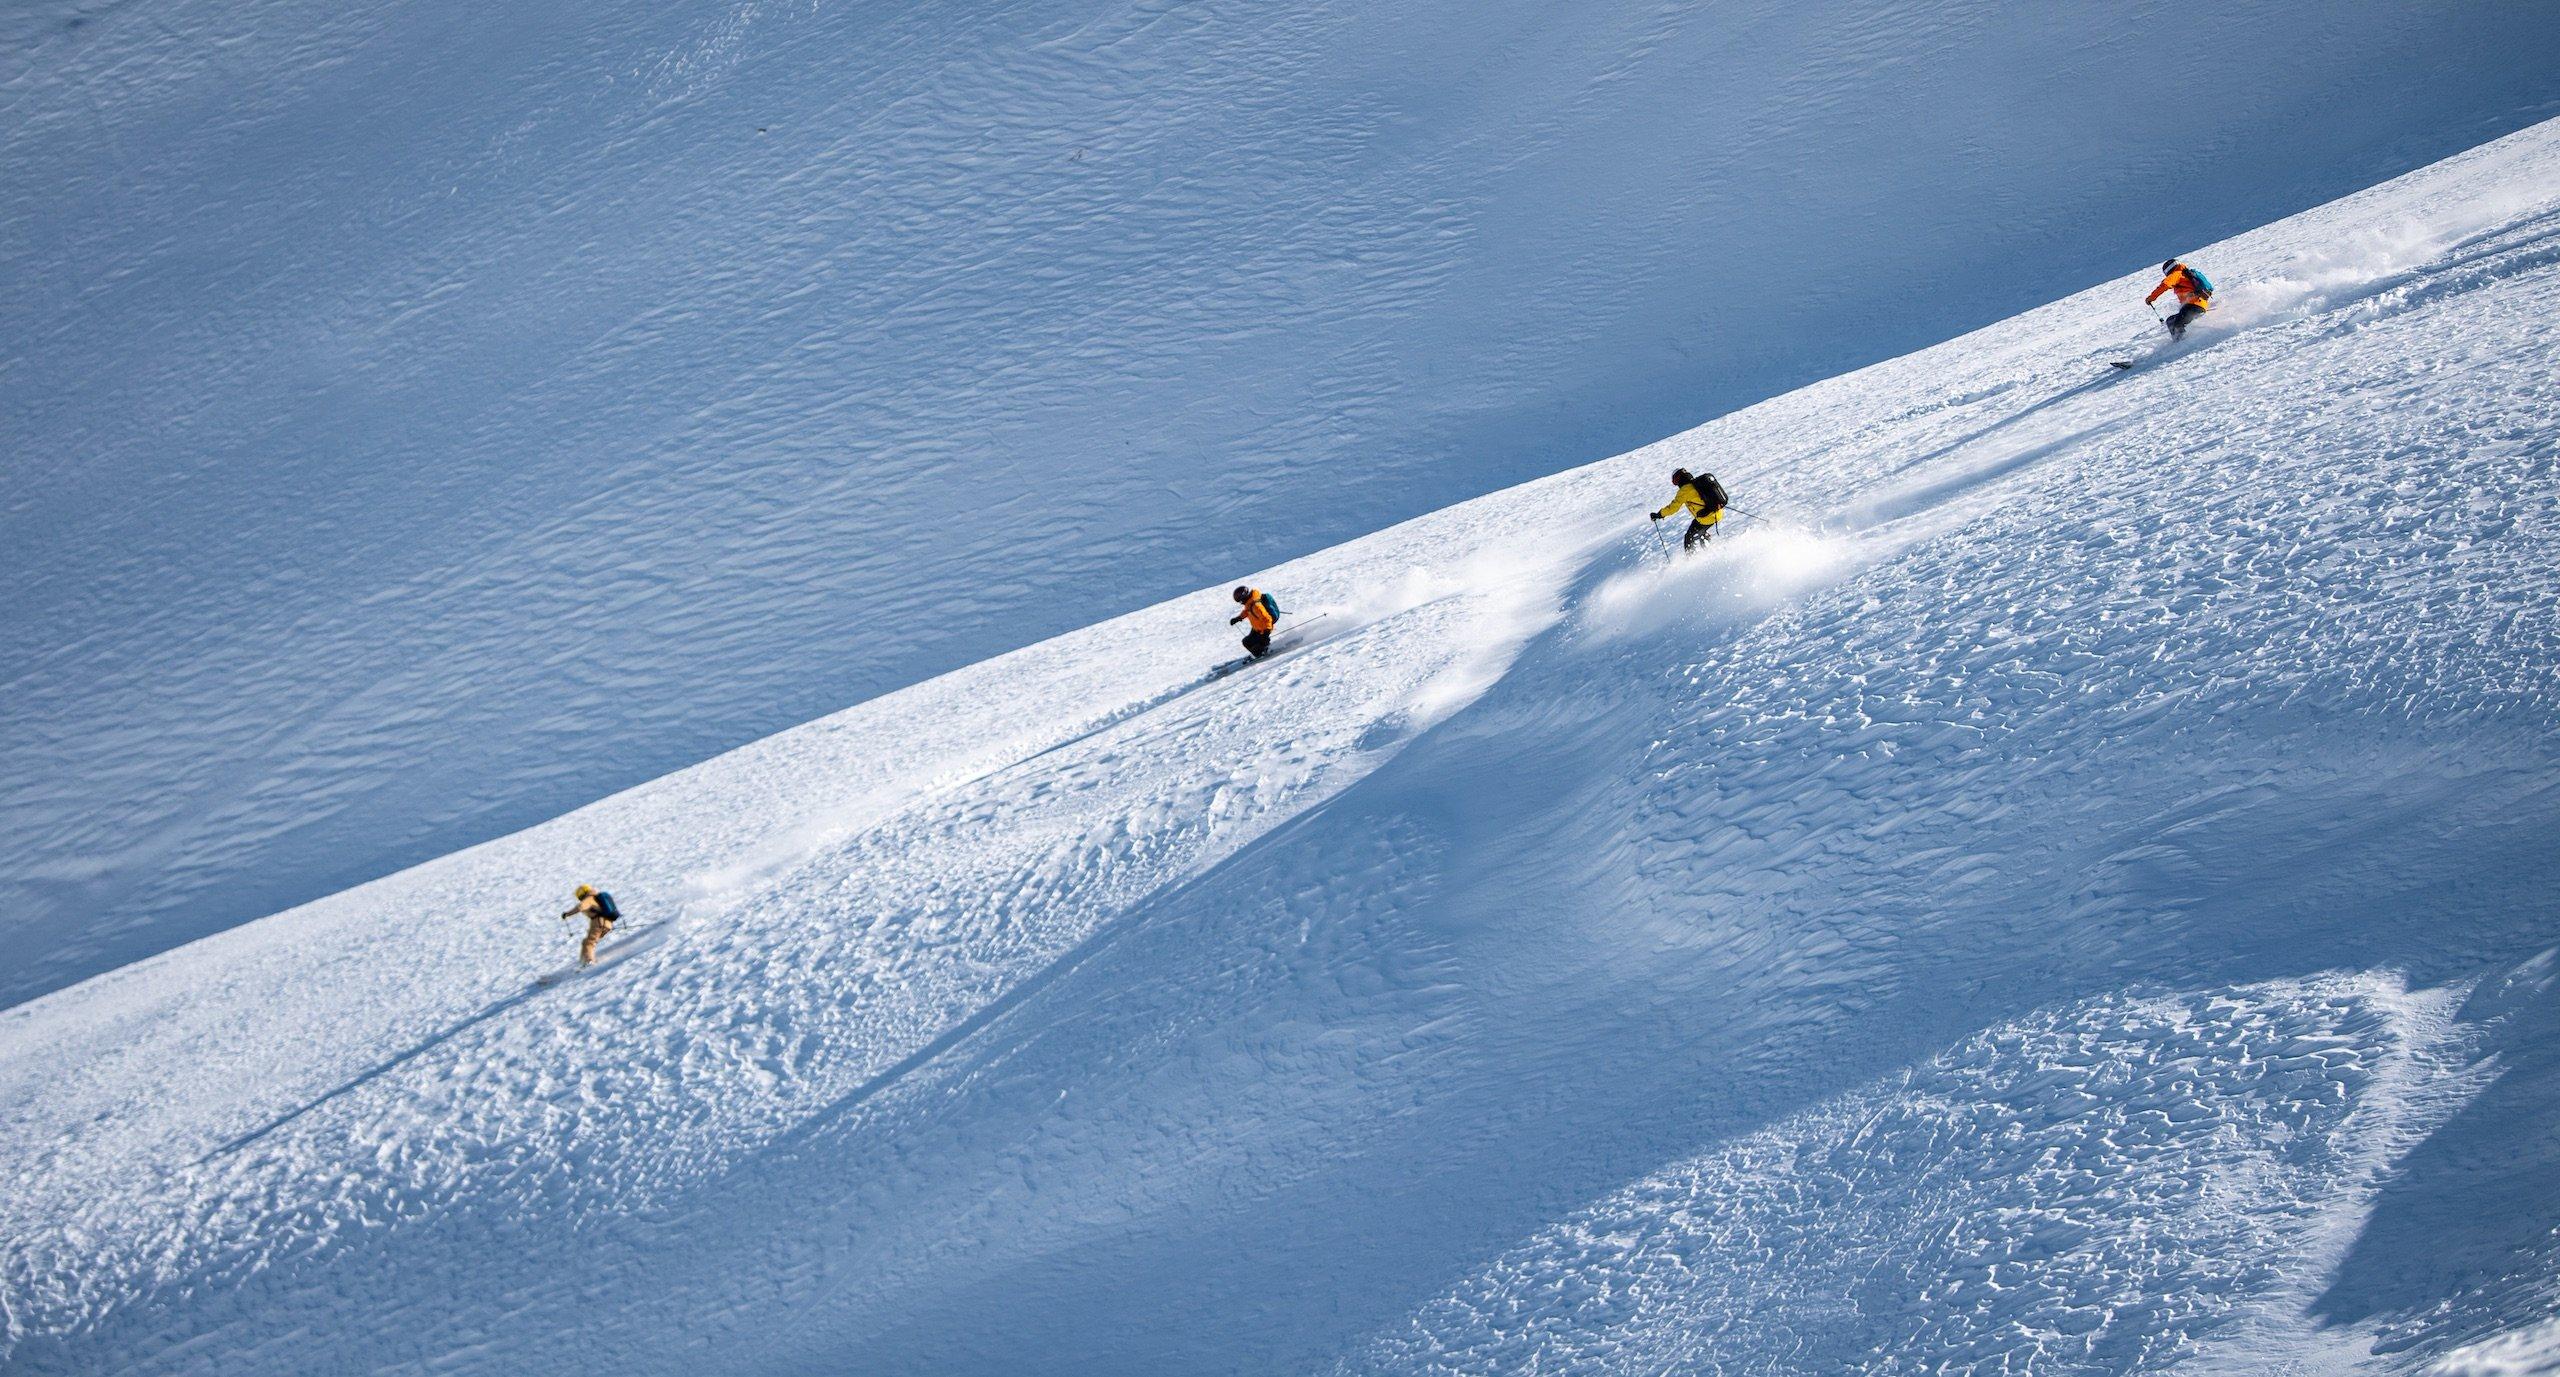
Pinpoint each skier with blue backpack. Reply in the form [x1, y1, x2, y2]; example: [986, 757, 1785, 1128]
[2148, 259, 2214, 340]
[1230, 586, 1281, 659]
[559, 883, 622, 966]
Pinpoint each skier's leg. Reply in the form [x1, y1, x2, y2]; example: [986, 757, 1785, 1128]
[582, 915, 612, 965]
[1243, 629, 1272, 658]
[1684, 519, 1713, 551]
[2167, 303, 2202, 339]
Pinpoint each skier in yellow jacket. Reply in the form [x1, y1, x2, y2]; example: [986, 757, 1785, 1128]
[1651, 468, 1729, 551]
[558, 884, 622, 966]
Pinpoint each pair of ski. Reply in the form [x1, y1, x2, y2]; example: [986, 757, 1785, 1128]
[1209, 613, 1329, 677]
[2109, 330, 2195, 371]
[532, 924, 662, 988]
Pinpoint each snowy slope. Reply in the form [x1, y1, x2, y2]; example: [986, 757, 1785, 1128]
[6, 116, 2560, 1377]
[8, 0, 2560, 1009]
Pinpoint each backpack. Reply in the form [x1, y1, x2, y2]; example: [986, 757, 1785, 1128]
[1259, 591, 1280, 620]
[592, 890, 621, 922]
[2184, 267, 2213, 299]
[1699, 473, 1729, 511]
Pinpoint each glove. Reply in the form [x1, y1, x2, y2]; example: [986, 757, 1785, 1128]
[1228, 614, 1242, 625]
[1649, 511, 1662, 522]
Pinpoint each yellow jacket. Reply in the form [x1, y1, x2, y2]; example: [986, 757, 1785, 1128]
[1655, 482, 1724, 523]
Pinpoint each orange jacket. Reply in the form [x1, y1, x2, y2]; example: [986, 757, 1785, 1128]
[1238, 590, 1277, 633]
[2147, 266, 2212, 309]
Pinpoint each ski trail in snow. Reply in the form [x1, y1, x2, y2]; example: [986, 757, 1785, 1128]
[201, 921, 676, 1163]
[679, 562, 1558, 913]
[196, 985, 547, 1164]
[1775, 189, 2560, 565]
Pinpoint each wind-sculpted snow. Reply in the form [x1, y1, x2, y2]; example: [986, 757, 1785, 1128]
[1352, 978, 2469, 1375]
[5, 120, 2560, 1375]
[7, 0, 2560, 1007]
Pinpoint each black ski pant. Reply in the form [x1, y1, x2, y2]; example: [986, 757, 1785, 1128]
[1683, 516, 1719, 551]
[2166, 302, 2206, 338]
[1242, 628, 1273, 658]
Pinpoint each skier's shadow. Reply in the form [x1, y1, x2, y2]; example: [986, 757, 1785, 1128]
[197, 984, 543, 1164]
[1881, 369, 2125, 483]
[1830, 368, 2135, 533]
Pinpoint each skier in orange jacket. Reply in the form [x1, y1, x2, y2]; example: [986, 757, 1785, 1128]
[1229, 586, 1280, 658]
[2147, 259, 2214, 340]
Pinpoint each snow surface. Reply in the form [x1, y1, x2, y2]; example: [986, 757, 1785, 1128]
[9, 0, 2560, 1008]
[6, 115, 2560, 1375]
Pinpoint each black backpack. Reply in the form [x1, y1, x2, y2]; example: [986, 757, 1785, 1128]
[1698, 473, 1728, 512]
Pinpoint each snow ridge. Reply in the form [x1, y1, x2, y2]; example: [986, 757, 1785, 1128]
[1351, 976, 2471, 1376]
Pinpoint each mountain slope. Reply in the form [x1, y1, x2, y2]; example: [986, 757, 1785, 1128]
[5, 117, 2560, 1375]
[7, 0, 2560, 1008]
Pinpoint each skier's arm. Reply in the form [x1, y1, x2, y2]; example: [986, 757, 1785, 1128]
[2145, 277, 2172, 305]
[1654, 489, 1698, 520]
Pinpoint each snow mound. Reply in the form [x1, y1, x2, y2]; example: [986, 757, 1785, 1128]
[1351, 976, 2469, 1375]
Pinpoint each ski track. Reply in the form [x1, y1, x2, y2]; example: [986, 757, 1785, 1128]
[4, 118, 2560, 1375]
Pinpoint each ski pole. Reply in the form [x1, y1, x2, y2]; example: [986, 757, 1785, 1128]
[1646, 520, 1673, 559]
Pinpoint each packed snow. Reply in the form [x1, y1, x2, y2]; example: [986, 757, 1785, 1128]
[5, 113, 2558, 1374]
[8, 0, 2560, 1008]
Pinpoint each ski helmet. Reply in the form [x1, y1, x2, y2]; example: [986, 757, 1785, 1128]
[1232, 586, 1251, 603]
[575, 884, 595, 898]
[2161, 259, 2181, 274]
[1671, 468, 1694, 486]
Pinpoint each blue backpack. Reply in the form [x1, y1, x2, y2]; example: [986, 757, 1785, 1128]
[2184, 267, 2214, 299]
[593, 890, 621, 922]
[1259, 592, 1280, 620]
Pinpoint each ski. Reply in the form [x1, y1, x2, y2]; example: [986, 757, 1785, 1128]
[533, 926, 658, 987]
[1211, 614, 1330, 677]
